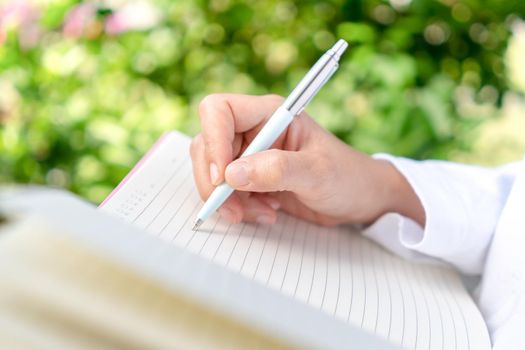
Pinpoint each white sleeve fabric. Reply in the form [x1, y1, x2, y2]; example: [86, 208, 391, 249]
[362, 155, 519, 275]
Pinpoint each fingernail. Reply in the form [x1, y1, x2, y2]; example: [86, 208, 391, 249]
[266, 197, 280, 210]
[227, 162, 249, 187]
[210, 163, 220, 185]
[218, 206, 235, 222]
[256, 214, 275, 225]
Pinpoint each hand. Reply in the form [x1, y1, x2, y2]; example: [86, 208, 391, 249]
[190, 93, 425, 226]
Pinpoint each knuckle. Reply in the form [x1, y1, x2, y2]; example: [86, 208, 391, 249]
[265, 94, 285, 107]
[268, 151, 288, 187]
[198, 94, 223, 119]
[203, 137, 217, 156]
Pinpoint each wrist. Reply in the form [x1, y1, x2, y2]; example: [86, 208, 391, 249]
[374, 159, 426, 227]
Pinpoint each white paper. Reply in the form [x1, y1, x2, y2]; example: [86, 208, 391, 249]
[100, 132, 491, 350]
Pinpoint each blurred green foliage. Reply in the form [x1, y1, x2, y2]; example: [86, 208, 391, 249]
[0, 0, 524, 203]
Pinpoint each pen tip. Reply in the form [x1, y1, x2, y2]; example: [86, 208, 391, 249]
[192, 219, 203, 231]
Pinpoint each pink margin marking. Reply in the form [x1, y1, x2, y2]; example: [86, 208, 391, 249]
[99, 132, 170, 208]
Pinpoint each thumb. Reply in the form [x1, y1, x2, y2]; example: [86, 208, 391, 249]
[224, 149, 317, 193]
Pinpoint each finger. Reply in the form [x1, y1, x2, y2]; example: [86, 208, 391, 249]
[217, 196, 244, 224]
[190, 134, 244, 222]
[217, 194, 279, 225]
[190, 134, 214, 199]
[232, 133, 243, 159]
[224, 149, 319, 193]
[237, 194, 277, 225]
[251, 193, 281, 211]
[198, 94, 284, 185]
[272, 192, 339, 227]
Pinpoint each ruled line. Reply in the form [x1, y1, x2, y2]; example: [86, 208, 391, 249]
[279, 218, 299, 291]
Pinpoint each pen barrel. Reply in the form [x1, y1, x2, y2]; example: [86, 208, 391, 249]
[240, 107, 295, 158]
[198, 182, 235, 221]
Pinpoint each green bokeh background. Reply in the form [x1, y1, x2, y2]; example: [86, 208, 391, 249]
[1, 0, 525, 204]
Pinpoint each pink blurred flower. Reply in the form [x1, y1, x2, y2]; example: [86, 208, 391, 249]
[62, 1, 161, 38]
[105, 1, 161, 35]
[0, 0, 41, 48]
[62, 3, 99, 38]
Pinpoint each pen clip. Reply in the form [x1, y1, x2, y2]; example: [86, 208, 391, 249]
[292, 63, 338, 116]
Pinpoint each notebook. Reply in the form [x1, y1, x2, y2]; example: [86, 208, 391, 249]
[1, 190, 389, 349]
[99, 131, 491, 350]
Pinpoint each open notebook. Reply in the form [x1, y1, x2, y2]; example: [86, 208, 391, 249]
[99, 131, 491, 350]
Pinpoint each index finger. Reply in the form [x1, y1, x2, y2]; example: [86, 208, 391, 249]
[198, 93, 284, 185]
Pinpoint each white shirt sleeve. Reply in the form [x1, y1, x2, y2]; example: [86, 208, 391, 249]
[362, 154, 519, 275]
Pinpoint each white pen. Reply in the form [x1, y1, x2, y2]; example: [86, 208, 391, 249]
[192, 39, 348, 231]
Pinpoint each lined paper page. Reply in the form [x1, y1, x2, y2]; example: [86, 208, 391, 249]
[100, 132, 491, 350]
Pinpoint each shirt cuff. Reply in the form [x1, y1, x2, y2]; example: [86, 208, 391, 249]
[374, 153, 463, 254]
[362, 212, 444, 266]
[370, 153, 493, 274]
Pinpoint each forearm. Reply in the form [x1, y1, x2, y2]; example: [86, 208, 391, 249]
[377, 159, 426, 227]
